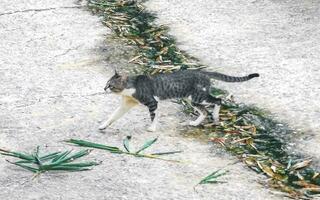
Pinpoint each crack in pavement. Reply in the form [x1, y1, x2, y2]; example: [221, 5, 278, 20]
[0, 5, 85, 17]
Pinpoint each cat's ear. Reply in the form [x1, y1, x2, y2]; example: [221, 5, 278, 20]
[120, 73, 128, 81]
[114, 69, 119, 76]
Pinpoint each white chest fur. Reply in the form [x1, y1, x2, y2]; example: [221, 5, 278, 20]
[119, 88, 136, 97]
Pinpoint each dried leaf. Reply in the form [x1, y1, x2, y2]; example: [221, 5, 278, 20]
[291, 159, 312, 171]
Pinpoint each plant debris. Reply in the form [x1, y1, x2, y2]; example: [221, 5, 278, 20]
[87, 0, 320, 198]
[65, 136, 182, 163]
[198, 169, 228, 185]
[0, 147, 99, 175]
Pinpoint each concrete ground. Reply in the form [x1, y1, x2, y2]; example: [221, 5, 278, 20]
[0, 0, 287, 200]
[145, 0, 320, 162]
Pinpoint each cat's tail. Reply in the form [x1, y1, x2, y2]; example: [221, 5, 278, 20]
[202, 71, 259, 82]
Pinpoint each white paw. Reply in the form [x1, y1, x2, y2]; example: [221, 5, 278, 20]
[212, 119, 220, 125]
[98, 121, 110, 130]
[180, 121, 189, 126]
[147, 126, 156, 132]
[189, 121, 200, 126]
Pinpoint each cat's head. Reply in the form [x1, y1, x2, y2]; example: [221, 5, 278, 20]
[104, 70, 128, 93]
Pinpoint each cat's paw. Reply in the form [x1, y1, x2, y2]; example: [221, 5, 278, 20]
[189, 121, 200, 126]
[98, 125, 107, 130]
[180, 121, 189, 126]
[212, 119, 220, 125]
[98, 121, 110, 130]
[147, 126, 156, 132]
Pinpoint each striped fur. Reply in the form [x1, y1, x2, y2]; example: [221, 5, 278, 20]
[100, 70, 259, 131]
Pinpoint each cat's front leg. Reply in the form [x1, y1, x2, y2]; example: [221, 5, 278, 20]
[99, 96, 138, 130]
[147, 111, 158, 132]
[99, 113, 117, 130]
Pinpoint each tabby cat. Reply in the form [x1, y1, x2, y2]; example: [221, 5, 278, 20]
[99, 69, 259, 132]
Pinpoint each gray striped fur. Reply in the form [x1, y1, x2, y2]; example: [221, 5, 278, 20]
[101, 70, 259, 131]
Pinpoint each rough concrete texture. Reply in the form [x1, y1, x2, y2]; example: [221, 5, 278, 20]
[145, 0, 320, 162]
[0, 0, 288, 199]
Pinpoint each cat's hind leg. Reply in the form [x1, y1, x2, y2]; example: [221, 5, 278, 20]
[188, 105, 207, 126]
[202, 95, 221, 125]
[99, 96, 138, 130]
[142, 97, 158, 132]
[188, 92, 221, 126]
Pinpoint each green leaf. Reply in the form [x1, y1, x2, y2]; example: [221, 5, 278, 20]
[63, 149, 91, 162]
[33, 146, 42, 166]
[123, 136, 131, 152]
[50, 150, 91, 166]
[2, 147, 98, 174]
[57, 162, 100, 168]
[6, 160, 38, 173]
[0, 151, 34, 161]
[40, 152, 61, 162]
[150, 151, 182, 156]
[40, 161, 99, 171]
[135, 137, 158, 154]
[14, 152, 62, 164]
[51, 150, 72, 164]
[199, 169, 228, 185]
[45, 166, 91, 171]
[65, 139, 121, 153]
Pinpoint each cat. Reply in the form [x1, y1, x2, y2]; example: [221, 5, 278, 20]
[99, 69, 259, 132]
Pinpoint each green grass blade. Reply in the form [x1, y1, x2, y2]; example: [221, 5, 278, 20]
[14, 152, 61, 164]
[123, 136, 131, 153]
[45, 166, 92, 171]
[33, 146, 42, 166]
[65, 139, 121, 153]
[39, 152, 61, 162]
[58, 149, 92, 164]
[51, 150, 71, 163]
[0, 150, 34, 161]
[135, 137, 158, 154]
[6, 160, 38, 173]
[199, 170, 228, 184]
[150, 151, 182, 156]
[57, 162, 100, 168]
[15, 160, 36, 164]
[40, 161, 99, 171]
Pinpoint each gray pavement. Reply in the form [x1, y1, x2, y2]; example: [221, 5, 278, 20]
[145, 0, 320, 161]
[0, 0, 286, 199]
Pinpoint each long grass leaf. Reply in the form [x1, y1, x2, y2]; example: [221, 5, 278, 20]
[65, 139, 121, 153]
[57, 162, 100, 168]
[57, 149, 92, 164]
[40, 152, 61, 162]
[199, 170, 228, 184]
[151, 151, 182, 156]
[51, 150, 71, 163]
[123, 136, 131, 152]
[6, 160, 38, 173]
[0, 152, 34, 161]
[135, 137, 158, 154]
[34, 146, 42, 166]
[46, 166, 92, 171]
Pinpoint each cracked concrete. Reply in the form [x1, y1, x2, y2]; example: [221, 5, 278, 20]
[0, 0, 289, 199]
[0, 5, 84, 16]
[145, 0, 320, 164]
